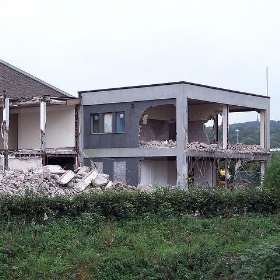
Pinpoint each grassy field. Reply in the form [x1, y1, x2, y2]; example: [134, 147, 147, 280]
[1, 213, 280, 280]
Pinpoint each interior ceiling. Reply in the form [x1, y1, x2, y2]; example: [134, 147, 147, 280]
[188, 99, 256, 112]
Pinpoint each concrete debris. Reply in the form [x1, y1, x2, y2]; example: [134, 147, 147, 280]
[139, 140, 176, 148]
[185, 142, 268, 154]
[139, 139, 267, 154]
[74, 170, 98, 192]
[57, 170, 75, 185]
[0, 165, 138, 197]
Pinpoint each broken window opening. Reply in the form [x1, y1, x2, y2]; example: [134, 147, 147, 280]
[139, 157, 176, 186]
[138, 104, 176, 148]
[46, 156, 75, 170]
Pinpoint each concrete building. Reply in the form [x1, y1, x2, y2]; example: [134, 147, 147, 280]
[0, 59, 79, 171]
[79, 82, 270, 188]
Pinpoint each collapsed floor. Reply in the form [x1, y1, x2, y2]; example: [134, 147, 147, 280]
[139, 140, 268, 154]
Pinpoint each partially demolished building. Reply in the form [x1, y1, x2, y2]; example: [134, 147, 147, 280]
[79, 82, 270, 188]
[0, 59, 79, 171]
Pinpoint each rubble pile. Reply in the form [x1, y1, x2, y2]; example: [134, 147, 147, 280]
[139, 140, 177, 148]
[0, 165, 137, 197]
[227, 143, 267, 154]
[185, 142, 219, 152]
[185, 142, 268, 154]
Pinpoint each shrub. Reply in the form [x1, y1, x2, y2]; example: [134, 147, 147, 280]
[263, 152, 280, 193]
[0, 186, 279, 222]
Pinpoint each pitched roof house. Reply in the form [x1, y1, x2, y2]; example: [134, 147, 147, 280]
[0, 59, 80, 171]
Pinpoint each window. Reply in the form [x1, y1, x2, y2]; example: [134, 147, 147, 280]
[91, 112, 125, 134]
[91, 114, 100, 133]
[116, 112, 125, 132]
[104, 113, 113, 133]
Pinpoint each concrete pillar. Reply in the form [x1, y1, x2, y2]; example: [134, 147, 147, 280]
[40, 99, 46, 165]
[260, 110, 265, 149]
[260, 109, 270, 150]
[222, 105, 229, 149]
[213, 114, 219, 143]
[2, 95, 9, 170]
[224, 159, 228, 188]
[212, 159, 217, 188]
[176, 90, 188, 189]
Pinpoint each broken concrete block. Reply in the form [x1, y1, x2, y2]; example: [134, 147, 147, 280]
[92, 174, 109, 187]
[74, 170, 98, 192]
[77, 166, 90, 175]
[57, 170, 75, 185]
[105, 181, 113, 190]
[44, 165, 65, 174]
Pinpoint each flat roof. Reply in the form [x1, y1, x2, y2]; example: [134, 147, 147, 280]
[78, 81, 270, 99]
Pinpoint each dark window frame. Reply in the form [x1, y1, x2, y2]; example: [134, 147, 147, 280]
[90, 111, 126, 134]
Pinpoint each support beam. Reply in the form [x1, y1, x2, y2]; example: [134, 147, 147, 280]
[260, 109, 271, 150]
[224, 159, 228, 188]
[213, 114, 219, 143]
[2, 95, 9, 170]
[40, 99, 47, 165]
[260, 110, 265, 149]
[176, 91, 188, 189]
[222, 105, 229, 149]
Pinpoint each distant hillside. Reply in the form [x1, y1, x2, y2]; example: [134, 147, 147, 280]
[205, 120, 280, 148]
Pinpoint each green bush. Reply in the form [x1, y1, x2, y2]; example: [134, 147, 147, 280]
[0, 186, 278, 221]
[264, 153, 280, 193]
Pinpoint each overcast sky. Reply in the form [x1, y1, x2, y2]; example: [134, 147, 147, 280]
[1, 0, 279, 124]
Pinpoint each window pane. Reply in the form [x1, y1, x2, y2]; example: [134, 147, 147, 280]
[104, 113, 113, 133]
[92, 114, 100, 133]
[116, 112, 125, 132]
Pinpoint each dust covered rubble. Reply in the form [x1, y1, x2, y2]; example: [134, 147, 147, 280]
[139, 140, 176, 148]
[0, 165, 139, 197]
[185, 142, 268, 154]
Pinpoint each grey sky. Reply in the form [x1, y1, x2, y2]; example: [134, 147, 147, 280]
[1, 0, 279, 124]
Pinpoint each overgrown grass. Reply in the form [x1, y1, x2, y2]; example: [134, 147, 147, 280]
[1, 213, 280, 279]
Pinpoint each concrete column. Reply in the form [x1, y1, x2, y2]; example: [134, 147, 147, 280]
[260, 110, 265, 149]
[2, 95, 9, 170]
[224, 159, 228, 188]
[40, 99, 47, 165]
[222, 105, 229, 149]
[212, 159, 218, 188]
[213, 114, 219, 143]
[176, 89, 188, 189]
[260, 109, 270, 150]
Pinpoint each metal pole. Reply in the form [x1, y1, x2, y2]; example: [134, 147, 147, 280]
[235, 129, 239, 143]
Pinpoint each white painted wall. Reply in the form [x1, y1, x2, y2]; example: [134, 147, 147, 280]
[14, 105, 75, 149]
[140, 159, 176, 186]
[0, 155, 42, 171]
[0, 113, 18, 149]
[45, 107, 75, 148]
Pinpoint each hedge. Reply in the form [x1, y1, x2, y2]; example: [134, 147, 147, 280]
[0, 186, 279, 221]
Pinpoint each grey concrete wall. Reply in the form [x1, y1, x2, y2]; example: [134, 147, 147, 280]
[84, 157, 141, 186]
[139, 119, 169, 141]
[81, 82, 269, 111]
[188, 121, 210, 144]
[83, 99, 175, 149]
